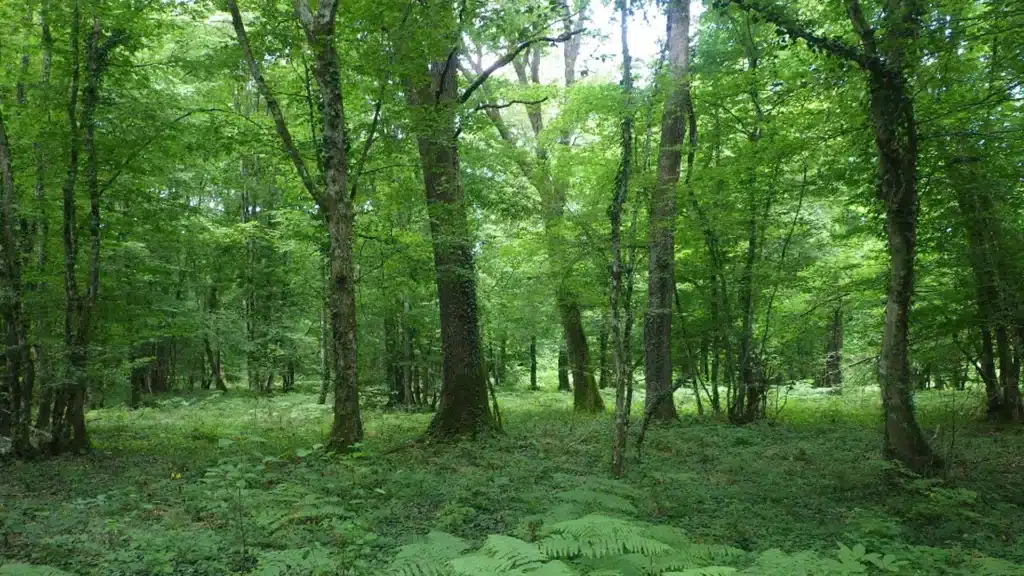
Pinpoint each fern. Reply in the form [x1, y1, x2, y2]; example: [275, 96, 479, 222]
[389, 531, 471, 576]
[479, 535, 550, 570]
[541, 515, 672, 559]
[553, 489, 638, 515]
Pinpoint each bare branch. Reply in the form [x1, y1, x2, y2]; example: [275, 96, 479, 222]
[472, 97, 549, 113]
[459, 29, 584, 104]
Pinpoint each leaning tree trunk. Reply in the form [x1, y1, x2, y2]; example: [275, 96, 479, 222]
[643, 0, 690, 422]
[504, 24, 603, 413]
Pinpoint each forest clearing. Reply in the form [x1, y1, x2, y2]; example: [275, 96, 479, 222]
[0, 0, 1022, 573]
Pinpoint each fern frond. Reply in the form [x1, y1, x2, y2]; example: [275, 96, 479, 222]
[388, 530, 471, 576]
[543, 514, 671, 558]
[479, 535, 549, 570]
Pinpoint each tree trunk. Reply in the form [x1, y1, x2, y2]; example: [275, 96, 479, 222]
[644, 0, 690, 422]
[558, 344, 571, 392]
[598, 318, 610, 389]
[403, 297, 414, 405]
[500, 26, 603, 413]
[611, 0, 635, 477]
[822, 304, 843, 388]
[564, 304, 603, 410]
[864, 53, 939, 473]
[529, 335, 537, 390]
[318, 292, 330, 405]
[409, 56, 492, 438]
[0, 96, 32, 455]
[226, 0, 362, 449]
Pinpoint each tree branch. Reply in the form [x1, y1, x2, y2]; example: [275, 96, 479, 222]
[718, 0, 870, 68]
[226, 0, 323, 208]
[471, 97, 548, 113]
[459, 29, 584, 104]
[349, 86, 385, 200]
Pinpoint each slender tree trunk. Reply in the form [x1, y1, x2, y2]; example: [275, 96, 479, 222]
[644, 0, 690, 422]
[226, 0, 362, 449]
[822, 304, 843, 388]
[206, 285, 226, 391]
[598, 318, 610, 389]
[611, 0, 635, 477]
[558, 344, 571, 392]
[529, 335, 537, 390]
[318, 292, 330, 405]
[859, 41, 939, 472]
[500, 23, 603, 413]
[0, 100, 31, 454]
[403, 297, 414, 405]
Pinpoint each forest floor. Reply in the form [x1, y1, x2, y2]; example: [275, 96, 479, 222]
[2, 385, 1023, 575]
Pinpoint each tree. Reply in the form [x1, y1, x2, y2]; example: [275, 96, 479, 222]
[644, 0, 691, 422]
[225, 0, 364, 449]
[721, 0, 940, 473]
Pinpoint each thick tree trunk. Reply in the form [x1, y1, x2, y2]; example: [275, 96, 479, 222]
[564, 303, 603, 410]
[644, 0, 690, 422]
[325, 209, 362, 446]
[411, 57, 492, 438]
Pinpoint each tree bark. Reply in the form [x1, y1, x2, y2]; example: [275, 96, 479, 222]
[822, 304, 843, 388]
[952, 152, 1019, 420]
[497, 15, 603, 413]
[644, 0, 690, 422]
[318, 272, 330, 405]
[558, 344, 571, 392]
[0, 100, 32, 454]
[850, 0, 939, 472]
[408, 52, 492, 438]
[226, 0, 362, 449]
[611, 0, 635, 477]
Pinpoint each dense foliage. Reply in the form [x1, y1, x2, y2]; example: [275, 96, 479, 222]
[0, 0, 1021, 573]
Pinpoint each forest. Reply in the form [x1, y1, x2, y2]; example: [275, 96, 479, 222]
[0, 0, 1022, 573]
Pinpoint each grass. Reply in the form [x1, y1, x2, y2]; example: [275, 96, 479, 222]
[2, 383, 1023, 575]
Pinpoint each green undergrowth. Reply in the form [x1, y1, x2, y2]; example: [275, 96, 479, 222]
[2, 386, 1023, 575]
